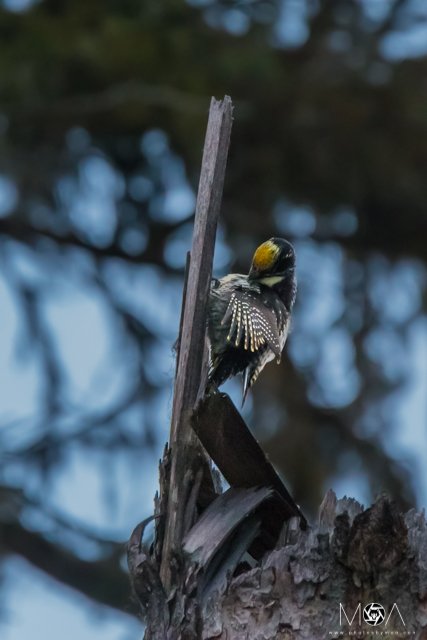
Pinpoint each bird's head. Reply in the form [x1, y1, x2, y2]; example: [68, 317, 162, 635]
[248, 237, 295, 286]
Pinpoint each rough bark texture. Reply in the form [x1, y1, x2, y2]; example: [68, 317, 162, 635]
[130, 487, 427, 639]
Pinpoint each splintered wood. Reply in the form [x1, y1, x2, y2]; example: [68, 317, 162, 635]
[159, 96, 233, 589]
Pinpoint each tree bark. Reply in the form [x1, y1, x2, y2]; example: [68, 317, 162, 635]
[130, 487, 427, 639]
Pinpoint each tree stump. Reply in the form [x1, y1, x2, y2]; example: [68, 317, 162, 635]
[129, 487, 427, 639]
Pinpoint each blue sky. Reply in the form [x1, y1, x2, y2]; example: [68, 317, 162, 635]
[2, 558, 143, 640]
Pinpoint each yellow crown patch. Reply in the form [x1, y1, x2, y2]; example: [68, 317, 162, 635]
[251, 240, 280, 271]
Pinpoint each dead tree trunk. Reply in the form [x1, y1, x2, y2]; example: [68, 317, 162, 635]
[129, 426, 427, 638]
[179, 488, 427, 638]
[127, 98, 427, 639]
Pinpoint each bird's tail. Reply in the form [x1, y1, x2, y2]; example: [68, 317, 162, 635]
[242, 367, 258, 406]
[242, 354, 270, 406]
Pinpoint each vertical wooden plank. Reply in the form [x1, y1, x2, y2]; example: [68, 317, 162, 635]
[160, 96, 233, 589]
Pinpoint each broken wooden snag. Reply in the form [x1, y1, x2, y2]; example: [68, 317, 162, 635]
[191, 392, 307, 529]
[159, 96, 233, 590]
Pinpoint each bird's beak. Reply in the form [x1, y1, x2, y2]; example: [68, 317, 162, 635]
[248, 265, 259, 281]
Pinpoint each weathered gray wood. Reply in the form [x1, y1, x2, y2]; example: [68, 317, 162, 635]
[127, 516, 168, 633]
[183, 485, 302, 606]
[193, 493, 425, 639]
[192, 392, 307, 528]
[184, 486, 280, 565]
[183, 487, 268, 589]
[139, 492, 427, 639]
[159, 96, 233, 590]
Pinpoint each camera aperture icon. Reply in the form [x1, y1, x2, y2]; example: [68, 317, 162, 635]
[363, 603, 386, 626]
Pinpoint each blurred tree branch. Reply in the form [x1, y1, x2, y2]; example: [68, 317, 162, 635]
[0, 519, 135, 615]
[0, 217, 184, 272]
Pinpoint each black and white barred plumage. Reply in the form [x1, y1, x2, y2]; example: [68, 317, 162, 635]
[207, 238, 296, 403]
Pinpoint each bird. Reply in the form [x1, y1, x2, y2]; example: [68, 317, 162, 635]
[207, 237, 296, 403]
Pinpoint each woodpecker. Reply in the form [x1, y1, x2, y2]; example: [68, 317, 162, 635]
[207, 237, 296, 403]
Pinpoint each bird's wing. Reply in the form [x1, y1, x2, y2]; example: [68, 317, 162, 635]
[221, 290, 282, 357]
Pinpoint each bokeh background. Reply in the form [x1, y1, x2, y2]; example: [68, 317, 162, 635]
[0, 0, 426, 638]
